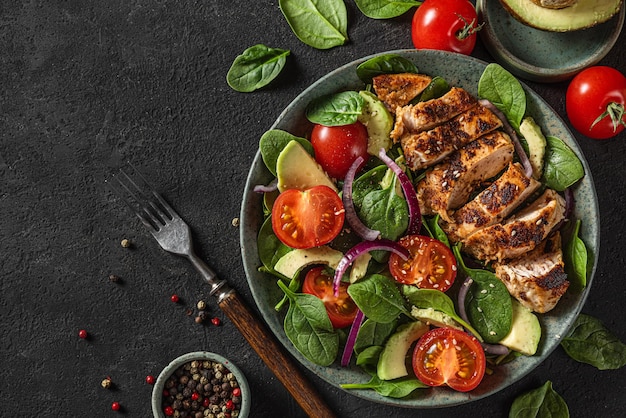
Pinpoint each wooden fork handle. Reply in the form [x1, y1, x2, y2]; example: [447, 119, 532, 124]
[218, 290, 337, 418]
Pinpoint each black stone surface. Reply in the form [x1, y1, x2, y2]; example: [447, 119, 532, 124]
[2, 1, 625, 417]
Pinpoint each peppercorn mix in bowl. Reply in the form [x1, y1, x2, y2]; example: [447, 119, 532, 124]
[152, 351, 250, 418]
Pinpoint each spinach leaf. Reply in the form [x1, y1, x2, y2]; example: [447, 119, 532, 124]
[401, 286, 481, 339]
[341, 374, 427, 398]
[354, 318, 398, 354]
[348, 274, 409, 323]
[542, 136, 585, 191]
[279, 0, 348, 50]
[277, 280, 339, 366]
[355, 345, 383, 373]
[257, 216, 292, 273]
[354, 0, 421, 20]
[478, 63, 526, 130]
[561, 314, 626, 370]
[564, 219, 588, 291]
[453, 245, 512, 343]
[306, 91, 364, 126]
[356, 53, 419, 84]
[423, 215, 450, 247]
[359, 175, 408, 242]
[259, 131, 314, 176]
[411, 76, 450, 103]
[509, 381, 569, 418]
[226, 44, 290, 92]
[352, 164, 387, 207]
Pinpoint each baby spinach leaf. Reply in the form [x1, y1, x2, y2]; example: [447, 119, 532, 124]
[478, 63, 526, 130]
[564, 219, 588, 291]
[358, 175, 408, 242]
[509, 381, 569, 418]
[341, 374, 427, 398]
[306, 91, 364, 126]
[348, 274, 409, 323]
[423, 215, 450, 247]
[226, 44, 290, 92]
[410, 76, 450, 104]
[355, 345, 383, 372]
[352, 164, 387, 207]
[354, 0, 421, 20]
[356, 53, 419, 84]
[542, 136, 585, 191]
[561, 314, 626, 370]
[277, 280, 339, 366]
[258, 216, 292, 273]
[354, 318, 398, 354]
[279, 0, 348, 50]
[259, 131, 314, 176]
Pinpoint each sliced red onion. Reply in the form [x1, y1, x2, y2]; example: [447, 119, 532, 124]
[378, 148, 422, 235]
[341, 309, 365, 367]
[563, 187, 575, 219]
[479, 99, 533, 179]
[253, 178, 278, 193]
[343, 156, 380, 241]
[457, 275, 510, 356]
[333, 239, 410, 296]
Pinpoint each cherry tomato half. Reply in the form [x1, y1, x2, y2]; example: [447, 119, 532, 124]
[388, 235, 457, 292]
[412, 327, 486, 392]
[271, 185, 345, 249]
[310, 122, 369, 180]
[566, 66, 626, 140]
[411, 0, 480, 55]
[302, 267, 358, 329]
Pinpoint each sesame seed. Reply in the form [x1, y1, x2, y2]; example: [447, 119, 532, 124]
[489, 331, 497, 336]
[480, 289, 488, 294]
[489, 283, 495, 288]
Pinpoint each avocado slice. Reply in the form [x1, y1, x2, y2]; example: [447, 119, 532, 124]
[276, 140, 337, 192]
[520, 117, 547, 180]
[357, 91, 393, 155]
[498, 0, 622, 32]
[273, 246, 344, 279]
[499, 298, 542, 355]
[377, 321, 429, 381]
[410, 307, 463, 331]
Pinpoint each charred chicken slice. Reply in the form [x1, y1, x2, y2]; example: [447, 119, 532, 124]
[372, 73, 433, 114]
[400, 104, 504, 171]
[494, 232, 569, 313]
[444, 162, 542, 242]
[416, 131, 514, 222]
[462, 189, 566, 262]
[391, 87, 477, 140]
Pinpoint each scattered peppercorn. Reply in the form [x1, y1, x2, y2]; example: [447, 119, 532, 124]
[232, 388, 241, 397]
[197, 300, 207, 310]
[231, 217, 239, 227]
[146, 375, 155, 385]
[101, 377, 112, 389]
[78, 329, 88, 339]
[170, 294, 180, 303]
[111, 401, 121, 411]
[195, 315, 204, 324]
[211, 317, 221, 326]
[186, 308, 194, 316]
[164, 405, 174, 416]
[108, 274, 121, 283]
[120, 238, 131, 248]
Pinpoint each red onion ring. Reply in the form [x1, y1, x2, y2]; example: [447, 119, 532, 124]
[253, 178, 278, 193]
[341, 309, 365, 367]
[343, 156, 380, 241]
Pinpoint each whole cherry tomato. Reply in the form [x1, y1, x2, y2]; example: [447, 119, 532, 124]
[566, 66, 626, 140]
[411, 0, 481, 55]
[302, 267, 358, 328]
[310, 122, 369, 179]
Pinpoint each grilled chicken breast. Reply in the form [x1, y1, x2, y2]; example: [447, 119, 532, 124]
[416, 131, 514, 222]
[494, 232, 569, 313]
[444, 162, 541, 242]
[400, 104, 503, 171]
[391, 87, 477, 140]
[372, 73, 433, 114]
[462, 189, 566, 262]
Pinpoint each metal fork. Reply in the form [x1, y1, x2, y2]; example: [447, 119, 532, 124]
[106, 165, 336, 418]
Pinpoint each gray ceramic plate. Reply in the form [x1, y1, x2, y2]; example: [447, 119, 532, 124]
[477, 0, 625, 83]
[240, 50, 599, 408]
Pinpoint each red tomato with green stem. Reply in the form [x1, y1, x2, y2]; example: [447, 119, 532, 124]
[566, 66, 626, 139]
[310, 122, 369, 180]
[302, 267, 358, 328]
[412, 327, 486, 392]
[271, 185, 345, 249]
[411, 0, 482, 55]
[388, 235, 457, 292]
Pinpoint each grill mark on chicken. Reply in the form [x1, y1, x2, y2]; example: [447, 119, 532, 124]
[372, 73, 433, 114]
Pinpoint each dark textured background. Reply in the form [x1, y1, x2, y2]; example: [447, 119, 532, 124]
[1, 1, 625, 416]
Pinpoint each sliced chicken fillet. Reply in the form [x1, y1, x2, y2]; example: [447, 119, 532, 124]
[391, 87, 477, 140]
[444, 162, 542, 242]
[462, 189, 566, 262]
[372, 73, 433, 114]
[416, 131, 514, 222]
[494, 232, 569, 313]
[400, 104, 503, 171]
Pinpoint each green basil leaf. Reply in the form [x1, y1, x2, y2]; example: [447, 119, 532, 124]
[356, 53, 419, 84]
[354, 0, 421, 20]
[341, 374, 427, 398]
[259, 130, 314, 176]
[226, 44, 290, 92]
[561, 314, 626, 370]
[542, 136, 585, 191]
[348, 274, 409, 323]
[564, 219, 588, 291]
[279, 0, 348, 50]
[509, 381, 570, 418]
[306, 91, 364, 126]
[478, 63, 526, 130]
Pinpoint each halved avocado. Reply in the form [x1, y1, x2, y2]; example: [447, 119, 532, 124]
[498, 0, 622, 32]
